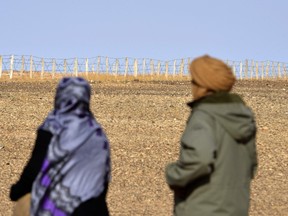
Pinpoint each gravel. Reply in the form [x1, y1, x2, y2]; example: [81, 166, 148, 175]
[0, 79, 287, 216]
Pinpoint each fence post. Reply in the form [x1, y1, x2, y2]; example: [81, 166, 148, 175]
[180, 59, 184, 77]
[261, 62, 264, 80]
[250, 60, 254, 79]
[134, 59, 138, 77]
[20, 56, 25, 77]
[165, 61, 169, 79]
[150, 59, 154, 76]
[244, 59, 248, 79]
[265, 61, 270, 79]
[52, 59, 56, 79]
[64, 59, 67, 76]
[97, 56, 101, 74]
[105, 57, 109, 74]
[41, 58, 45, 79]
[85, 58, 89, 78]
[277, 63, 281, 78]
[173, 60, 176, 77]
[142, 58, 146, 76]
[232, 63, 236, 77]
[272, 61, 275, 78]
[30, 56, 33, 78]
[74, 58, 78, 77]
[157, 60, 161, 76]
[239, 61, 243, 80]
[125, 57, 128, 77]
[10, 55, 14, 79]
[255, 61, 259, 80]
[0, 56, 2, 78]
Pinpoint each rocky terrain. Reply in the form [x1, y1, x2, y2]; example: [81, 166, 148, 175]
[0, 79, 287, 215]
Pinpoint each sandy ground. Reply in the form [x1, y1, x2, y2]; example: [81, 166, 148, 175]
[0, 79, 287, 216]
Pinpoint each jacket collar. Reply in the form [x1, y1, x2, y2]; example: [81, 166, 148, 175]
[187, 91, 245, 109]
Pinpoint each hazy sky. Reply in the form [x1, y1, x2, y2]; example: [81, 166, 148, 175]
[0, 0, 287, 61]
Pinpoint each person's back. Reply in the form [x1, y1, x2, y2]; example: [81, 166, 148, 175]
[165, 55, 258, 216]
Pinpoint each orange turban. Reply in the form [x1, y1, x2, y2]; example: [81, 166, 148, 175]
[189, 55, 236, 92]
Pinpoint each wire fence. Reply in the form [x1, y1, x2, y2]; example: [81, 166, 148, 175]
[0, 55, 287, 80]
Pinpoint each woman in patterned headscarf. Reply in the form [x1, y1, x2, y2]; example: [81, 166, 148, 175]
[10, 77, 111, 216]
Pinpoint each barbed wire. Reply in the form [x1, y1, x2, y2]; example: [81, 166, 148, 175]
[0, 55, 287, 79]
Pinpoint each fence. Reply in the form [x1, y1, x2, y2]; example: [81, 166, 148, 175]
[0, 55, 287, 80]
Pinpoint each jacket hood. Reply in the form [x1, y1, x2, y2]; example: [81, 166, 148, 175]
[188, 92, 256, 143]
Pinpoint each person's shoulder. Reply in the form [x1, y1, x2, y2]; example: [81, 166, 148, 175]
[187, 109, 215, 129]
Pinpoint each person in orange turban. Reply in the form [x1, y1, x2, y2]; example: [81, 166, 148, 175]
[165, 55, 257, 216]
[189, 55, 236, 100]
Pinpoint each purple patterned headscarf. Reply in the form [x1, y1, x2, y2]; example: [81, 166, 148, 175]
[31, 77, 111, 216]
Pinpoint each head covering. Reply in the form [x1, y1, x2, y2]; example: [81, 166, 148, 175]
[31, 77, 111, 215]
[189, 55, 236, 92]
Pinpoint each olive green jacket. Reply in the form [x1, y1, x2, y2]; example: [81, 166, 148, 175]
[165, 92, 258, 216]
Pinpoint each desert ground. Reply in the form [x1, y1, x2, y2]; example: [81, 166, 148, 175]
[0, 79, 287, 216]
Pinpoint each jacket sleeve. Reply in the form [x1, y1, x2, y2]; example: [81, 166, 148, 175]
[165, 111, 216, 187]
[9, 129, 52, 201]
[247, 136, 258, 179]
